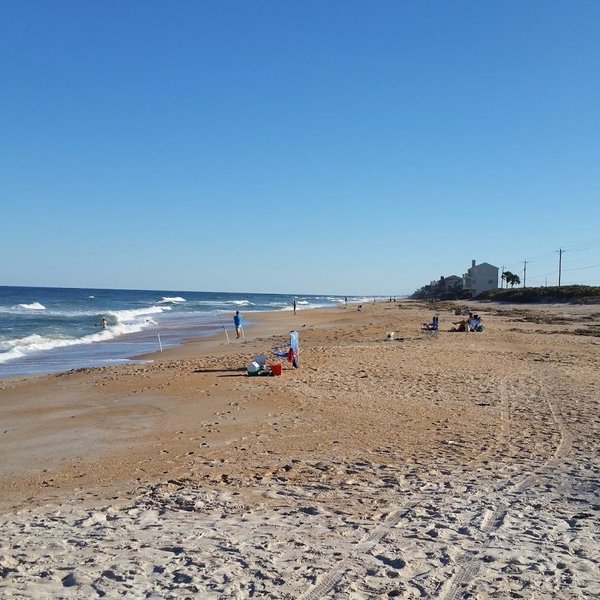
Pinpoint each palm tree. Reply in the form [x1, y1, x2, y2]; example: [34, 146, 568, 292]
[502, 271, 521, 287]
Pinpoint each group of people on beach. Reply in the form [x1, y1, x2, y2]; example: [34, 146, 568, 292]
[451, 312, 483, 332]
[420, 312, 484, 333]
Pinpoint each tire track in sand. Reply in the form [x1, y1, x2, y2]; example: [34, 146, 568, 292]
[298, 377, 513, 599]
[471, 376, 512, 465]
[298, 502, 417, 600]
[441, 373, 573, 600]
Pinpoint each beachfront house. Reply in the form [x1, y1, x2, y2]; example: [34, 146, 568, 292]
[462, 260, 499, 296]
[416, 274, 464, 300]
[439, 275, 463, 292]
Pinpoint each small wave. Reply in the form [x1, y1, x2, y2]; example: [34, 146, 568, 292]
[88, 295, 95, 299]
[0, 313, 160, 364]
[107, 306, 171, 322]
[18, 302, 46, 310]
[226, 300, 254, 306]
[159, 296, 186, 304]
[0, 331, 111, 364]
[350, 296, 382, 304]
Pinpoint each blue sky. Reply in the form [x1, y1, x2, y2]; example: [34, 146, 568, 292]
[2, 0, 599, 295]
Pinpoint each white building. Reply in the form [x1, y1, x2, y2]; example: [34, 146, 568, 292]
[463, 260, 498, 296]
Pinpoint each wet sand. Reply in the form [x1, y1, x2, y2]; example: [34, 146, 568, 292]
[0, 300, 598, 598]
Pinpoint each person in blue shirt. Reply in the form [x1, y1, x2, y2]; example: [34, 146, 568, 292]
[233, 311, 243, 338]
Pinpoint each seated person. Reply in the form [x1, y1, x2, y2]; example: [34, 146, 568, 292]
[454, 314, 482, 332]
[452, 313, 474, 332]
[451, 320, 467, 332]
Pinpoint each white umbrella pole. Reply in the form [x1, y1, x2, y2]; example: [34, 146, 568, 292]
[217, 310, 230, 343]
[157, 332, 163, 352]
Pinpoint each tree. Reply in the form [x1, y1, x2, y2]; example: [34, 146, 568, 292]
[502, 271, 521, 288]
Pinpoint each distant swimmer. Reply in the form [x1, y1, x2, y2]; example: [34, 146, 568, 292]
[101, 318, 109, 329]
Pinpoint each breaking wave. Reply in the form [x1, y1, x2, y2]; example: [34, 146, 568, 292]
[18, 302, 46, 310]
[0, 305, 169, 365]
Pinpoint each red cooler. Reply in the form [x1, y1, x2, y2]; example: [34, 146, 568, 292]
[270, 363, 282, 376]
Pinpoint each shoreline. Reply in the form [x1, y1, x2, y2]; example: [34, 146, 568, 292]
[1, 299, 598, 598]
[0, 303, 350, 511]
[136, 303, 339, 363]
[0, 309, 294, 381]
[0, 286, 358, 380]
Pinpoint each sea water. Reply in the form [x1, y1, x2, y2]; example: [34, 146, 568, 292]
[0, 286, 372, 378]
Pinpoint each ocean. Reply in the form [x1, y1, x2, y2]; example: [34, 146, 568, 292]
[0, 286, 372, 378]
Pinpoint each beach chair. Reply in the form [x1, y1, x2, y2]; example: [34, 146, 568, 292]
[421, 316, 439, 337]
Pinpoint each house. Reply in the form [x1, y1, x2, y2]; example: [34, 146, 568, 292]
[439, 275, 463, 292]
[462, 260, 498, 296]
[419, 275, 463, 300]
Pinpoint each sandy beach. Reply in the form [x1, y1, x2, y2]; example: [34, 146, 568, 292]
[0, 300, 598, 599]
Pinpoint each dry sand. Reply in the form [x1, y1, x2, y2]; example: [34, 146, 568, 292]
[0, 300, 598, 599]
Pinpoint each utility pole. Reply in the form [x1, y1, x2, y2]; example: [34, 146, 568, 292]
[500, 265, 505, 288]
[522, 260, 527, 288]
[557, 249, 564, 287]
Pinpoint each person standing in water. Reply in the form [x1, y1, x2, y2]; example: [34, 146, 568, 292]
[233, 310, 243, 338]
[293, 299, 297, 315]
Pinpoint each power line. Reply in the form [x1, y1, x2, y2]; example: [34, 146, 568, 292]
[562, 236, 600, 252]
[563, 262, 600, 272]
[526, 270, 555, 281]
[501, 235, 600, 268]
[526, 250, 560, 264]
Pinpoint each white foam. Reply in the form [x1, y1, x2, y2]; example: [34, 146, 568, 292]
[159, 297, 186, 303]
[18, 302, 46, 310]
[108, 306, 171, 322]
[0, 306, 167, 365]
[0, 330, 112, 364]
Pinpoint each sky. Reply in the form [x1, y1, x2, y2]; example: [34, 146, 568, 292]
[2, 0, 599, 295]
